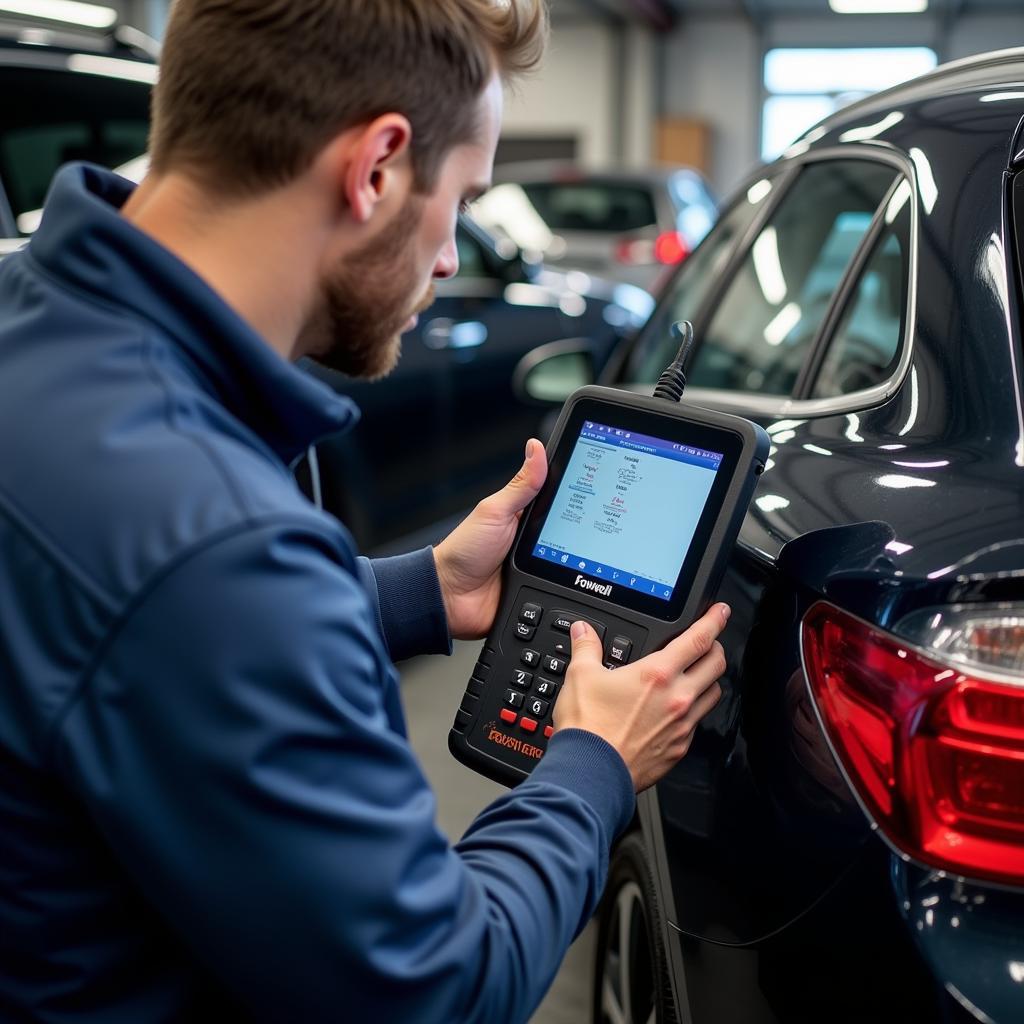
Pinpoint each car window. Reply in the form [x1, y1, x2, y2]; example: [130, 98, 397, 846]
[0, 67, 151, 234]
[811, 188, 911, 398]
[519, 182, 657, 233]
[455, 226, 491, 279]
[624, 177, 776, 384]
[688, 160, 899, 396]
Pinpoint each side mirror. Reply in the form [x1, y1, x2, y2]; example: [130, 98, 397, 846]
[512, 339, 596, 405]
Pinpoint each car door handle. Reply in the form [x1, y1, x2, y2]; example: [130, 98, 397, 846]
[422, 318, 488, 350]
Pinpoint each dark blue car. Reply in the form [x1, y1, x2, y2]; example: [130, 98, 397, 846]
[518, 46, 1024, 1024]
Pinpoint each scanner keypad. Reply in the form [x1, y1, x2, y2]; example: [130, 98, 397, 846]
[497, 598, 637, 734]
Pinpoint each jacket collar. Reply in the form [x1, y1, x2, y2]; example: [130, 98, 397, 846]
[29, 163, 359, 465]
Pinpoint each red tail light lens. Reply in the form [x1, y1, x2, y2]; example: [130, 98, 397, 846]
[653, 231, 689, 265]
[802, 601, 1024, 885]
[615, 232, 689, 266]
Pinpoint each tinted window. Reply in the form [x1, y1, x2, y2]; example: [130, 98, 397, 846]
[625, 177, 775, 385]
[812, 185, 910, 398]
[456, 226, 491, 279]
[520, 182, 657, 233]
[0, 66, 151, 233]
[689, 160, 898, 396]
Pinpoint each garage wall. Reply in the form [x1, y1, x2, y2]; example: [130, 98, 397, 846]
[661, 15, 761, 199]
[502, 21, 618, 168]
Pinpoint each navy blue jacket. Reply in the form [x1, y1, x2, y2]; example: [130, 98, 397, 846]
[0, 165, 635, 1023]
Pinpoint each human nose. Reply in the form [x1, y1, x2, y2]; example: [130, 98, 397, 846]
[433, 233, 459, 280]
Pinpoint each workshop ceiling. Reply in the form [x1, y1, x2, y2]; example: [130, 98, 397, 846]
[554, 0, 1024, 29]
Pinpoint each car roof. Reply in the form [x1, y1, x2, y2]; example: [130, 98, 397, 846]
[0, 17, 158, 64]
[790, 45, 1024, 158]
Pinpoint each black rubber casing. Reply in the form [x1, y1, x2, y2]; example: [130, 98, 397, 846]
[448, 386, 769, 787]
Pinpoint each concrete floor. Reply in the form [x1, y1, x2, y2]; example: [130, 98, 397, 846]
[400, 640, 596, 1024]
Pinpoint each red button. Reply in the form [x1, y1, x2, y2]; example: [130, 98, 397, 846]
[520, 717, 538, 733]
[500, 709, 517, 724]
[544, 726, 554, 739]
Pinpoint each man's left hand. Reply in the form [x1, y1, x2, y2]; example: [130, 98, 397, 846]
[434, 439, 547, 640]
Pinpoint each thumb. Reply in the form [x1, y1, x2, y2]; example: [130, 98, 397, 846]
[491, 438, 548, 519]
[570, 620, 603, 665]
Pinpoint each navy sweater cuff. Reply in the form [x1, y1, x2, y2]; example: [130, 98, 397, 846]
[529, 728, 636, 840]
[361, 547, 452, 662]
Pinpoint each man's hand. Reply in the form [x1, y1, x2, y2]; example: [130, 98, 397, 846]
[554, 604, 729, 792]
[434, 439, 547, 640]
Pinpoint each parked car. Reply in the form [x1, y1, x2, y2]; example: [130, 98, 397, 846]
[472, 161, 717, 293]
[0, 20, 653, 552]
[515, 47, 1024, 1024]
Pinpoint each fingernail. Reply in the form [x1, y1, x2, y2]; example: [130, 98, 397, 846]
[525, 439, 535, 460]
[570, 621, 586, 640]
[719, 603, 731, 622]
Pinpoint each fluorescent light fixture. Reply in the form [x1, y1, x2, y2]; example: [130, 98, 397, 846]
[839, 111, 904, 143]
[755, 495, 790, 513]
[746, 179, 773, 206]
[908, 147, 937, 214]
[830, 0, 927, 12]
[0, 0, 117, 28]
[877, 474, 936, 489]
[763, 302, 801, 347]
[66, 54, 158, 83]
[752, 227, 788, 305]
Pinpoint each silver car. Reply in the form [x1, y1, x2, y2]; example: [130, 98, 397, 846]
[472, 161, 717, 293]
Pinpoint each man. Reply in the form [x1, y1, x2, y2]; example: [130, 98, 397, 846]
[0, 1, 727, 1021]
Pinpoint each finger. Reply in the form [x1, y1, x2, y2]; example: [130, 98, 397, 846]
[679, 679, 723, 727]
[653, 603, 730, 677]
[678, 641, 727, 697]
[483, 438, 548, 521]
[569, 620, 603, 667]
[667, 682, 723, 762]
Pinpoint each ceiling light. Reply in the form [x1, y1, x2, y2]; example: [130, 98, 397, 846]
[830, 0, 927, 12]
[0, 0, 117, 29]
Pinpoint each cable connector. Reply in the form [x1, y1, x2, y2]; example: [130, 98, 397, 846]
[653, 320, 695, 404]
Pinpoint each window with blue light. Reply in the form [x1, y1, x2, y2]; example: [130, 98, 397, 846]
[762, 47, 937, 161]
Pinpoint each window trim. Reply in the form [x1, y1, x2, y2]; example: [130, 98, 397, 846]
[646, 143, 919, 421]
[793, 172, 908, 400]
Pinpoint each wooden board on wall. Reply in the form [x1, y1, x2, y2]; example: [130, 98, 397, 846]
[655, 118, 711, 173]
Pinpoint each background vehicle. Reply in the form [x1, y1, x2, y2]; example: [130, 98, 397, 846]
[517, 47, 1024, 1024]
[0, 21, 653, 553]
[472, 161, 717, 293]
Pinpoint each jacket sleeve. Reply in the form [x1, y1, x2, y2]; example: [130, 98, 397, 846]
[53, 520, 635, 1024]
[356, 546, 452, 662]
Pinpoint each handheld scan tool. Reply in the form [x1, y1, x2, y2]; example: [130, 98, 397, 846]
[449, 323, 770, 786]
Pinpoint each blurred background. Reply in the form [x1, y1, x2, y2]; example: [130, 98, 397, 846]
[76, 0, 1024, 191]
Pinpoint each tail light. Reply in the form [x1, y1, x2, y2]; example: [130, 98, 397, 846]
[801, 601, 1024, 886]
[615, 232, 689, 267]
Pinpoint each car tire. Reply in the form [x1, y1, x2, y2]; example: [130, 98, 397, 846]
[592, 832, 679, 1024]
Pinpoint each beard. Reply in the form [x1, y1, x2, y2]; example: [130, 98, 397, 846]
[302, 195, 435, 381]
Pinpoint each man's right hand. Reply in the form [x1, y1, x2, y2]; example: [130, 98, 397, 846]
[553, 604, 729, 792]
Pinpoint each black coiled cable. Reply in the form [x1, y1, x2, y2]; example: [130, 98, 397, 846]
[652, 320, 695, 404]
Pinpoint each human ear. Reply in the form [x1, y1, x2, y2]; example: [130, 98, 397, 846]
[344, 114, 413, 224]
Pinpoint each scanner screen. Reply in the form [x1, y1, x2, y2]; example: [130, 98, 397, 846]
[532, 420, 722, 602]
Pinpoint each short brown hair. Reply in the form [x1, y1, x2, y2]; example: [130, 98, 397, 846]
[149, 0, 548, 195]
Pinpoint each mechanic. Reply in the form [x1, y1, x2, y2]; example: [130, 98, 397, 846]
[0, 1, 727, 1021]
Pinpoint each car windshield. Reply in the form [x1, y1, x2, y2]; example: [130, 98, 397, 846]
[519, 182, 657, 234]
[0, 65, 151, 234]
